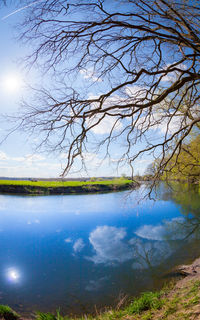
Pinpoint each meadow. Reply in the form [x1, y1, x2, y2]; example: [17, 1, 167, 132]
[0, 178, 132, 188]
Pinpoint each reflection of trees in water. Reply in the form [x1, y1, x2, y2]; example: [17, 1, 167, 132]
[87, 219, 200, 272]
[57, 185, 200, 313]
[161, 182, 200, 240]
[86, 184, 200, 274]
[130, 237, 173, 270]
[130, 183, 200, 270]
[87, 219, 197, 272]
[161, 182, 200, 216]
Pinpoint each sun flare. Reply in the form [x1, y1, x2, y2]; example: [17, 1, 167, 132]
[1, 73, 23, 94]
[6, 267, 21, 283]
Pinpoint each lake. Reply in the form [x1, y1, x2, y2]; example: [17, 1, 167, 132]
[0, 182, 200, 316]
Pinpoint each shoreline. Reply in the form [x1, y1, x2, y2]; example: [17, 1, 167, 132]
[0, 180, 138, 195]
[2, 258, 200, 320]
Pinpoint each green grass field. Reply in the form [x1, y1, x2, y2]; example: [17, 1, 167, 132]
[0, 178, 132, 188]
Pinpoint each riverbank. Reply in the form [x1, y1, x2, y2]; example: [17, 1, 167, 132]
[2, 259, 200, 320]
[0, 179, 138, 195]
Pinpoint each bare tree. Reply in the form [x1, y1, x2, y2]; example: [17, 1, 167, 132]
[7, 0, 200, 180]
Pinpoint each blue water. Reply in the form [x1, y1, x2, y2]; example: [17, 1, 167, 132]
[0, 184, 200, 315]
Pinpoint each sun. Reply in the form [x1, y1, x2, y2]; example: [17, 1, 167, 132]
[6, 267, 21, 283]
[1, 73, 23, 94]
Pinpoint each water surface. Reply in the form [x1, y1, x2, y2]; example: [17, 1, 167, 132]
[0, 183, 200, 316]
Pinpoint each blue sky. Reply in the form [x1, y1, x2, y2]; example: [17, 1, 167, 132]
[0, 3, 153, 178]
[0, 4, 68, 178]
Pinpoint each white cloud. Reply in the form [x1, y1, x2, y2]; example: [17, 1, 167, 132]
[125, 85, 147, 102]
[73, 238, 85, 253]
[0, 151, 9, 161]
[82, 152, 99, 162]
[135, 110, 191, 136]
[12, 157, 25, 162]
[80, 67, 102, 82]
[88, 115, 123, 135]
[25, 154, 45, 162]
[161, 63, 187, 83]
[74, 152, 103, 170]
[0, 161, 62, 178]
[86, 94, 126, 135]
[0, 152, 45, 163]
[59, 152, 68, 159]
[154, 112, 189, 135]
[124, 81, 193, 137]
[88, 226, 132, 265]
[86, 86, 155, 135]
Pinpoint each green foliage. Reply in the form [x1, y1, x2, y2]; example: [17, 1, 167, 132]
[166, 182, 200, 217]
[141, 311, 152, 320]
[163, 296, 179, 316]
[0, 305, 20, 320]
[164, 304, 177, 316]
[35, 311, 73, 320]
[90, 177, 97, 182]
[163, 134, 200, 182]
[188, 280, 200, 295]
[183, 296, 199, 307]
[56, 310, 71, 320]
[35, 311, 56, 320]
[127, 292, 163, 314]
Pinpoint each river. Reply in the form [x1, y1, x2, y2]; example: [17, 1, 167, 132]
[0, 182, 200, 316]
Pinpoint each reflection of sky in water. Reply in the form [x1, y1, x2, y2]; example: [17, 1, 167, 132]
[6, 268, 20, 283]
[88, 226, 132, 264]
[0, 185, 200, 315]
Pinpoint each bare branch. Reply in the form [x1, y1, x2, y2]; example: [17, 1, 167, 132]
[4, 0, 200, 187]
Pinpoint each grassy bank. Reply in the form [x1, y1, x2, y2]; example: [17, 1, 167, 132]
[0, 178, 132, 188]
[0, 178, 137, 195]
[2, 277, 200, 320]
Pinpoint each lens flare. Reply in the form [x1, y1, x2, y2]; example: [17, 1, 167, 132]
[6, 268, 20, 283]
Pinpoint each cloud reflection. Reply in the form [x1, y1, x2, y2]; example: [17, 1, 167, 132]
[88, 226, 132, 265]
[64, 238, 72, 243]
[87, 222, 185, 269]
[135, 218, 186, 241]
[73, 238, 85, 253]
[85, 276, 109, 292]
